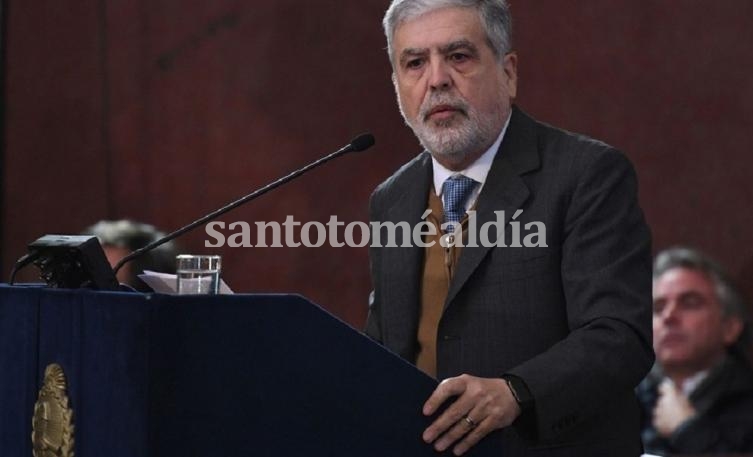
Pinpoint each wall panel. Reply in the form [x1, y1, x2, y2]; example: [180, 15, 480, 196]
[4, 1, 753, 326]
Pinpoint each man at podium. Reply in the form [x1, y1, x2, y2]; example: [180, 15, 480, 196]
[366, 0, 653, 455]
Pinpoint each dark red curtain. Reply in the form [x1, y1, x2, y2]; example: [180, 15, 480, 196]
[4, 1, 753, 326]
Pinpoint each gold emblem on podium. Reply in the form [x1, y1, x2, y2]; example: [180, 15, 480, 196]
[31, 363, 75, 457]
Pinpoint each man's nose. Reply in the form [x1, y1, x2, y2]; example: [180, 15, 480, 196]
[428, 59, 452, 91]
[661, 301, 680, 322]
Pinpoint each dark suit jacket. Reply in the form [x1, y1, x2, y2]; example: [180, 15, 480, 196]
[366, 106, 654, 456]
[637, 354, 753, 454]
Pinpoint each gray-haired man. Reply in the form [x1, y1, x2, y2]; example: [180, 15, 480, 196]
[366, 1, 654, 455]
[638, 247, 753, 454]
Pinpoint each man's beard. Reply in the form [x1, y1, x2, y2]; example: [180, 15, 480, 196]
[400, 91, 502, 166]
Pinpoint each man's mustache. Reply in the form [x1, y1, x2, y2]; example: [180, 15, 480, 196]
[419, 95, 469, 122]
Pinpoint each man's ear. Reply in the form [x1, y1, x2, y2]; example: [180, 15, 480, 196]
[722, 316, 745, 347]
[503, 52, 518, 99]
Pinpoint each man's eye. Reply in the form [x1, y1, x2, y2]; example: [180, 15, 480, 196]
[679, 295, 704, 309]
[405, 59, 424, 69]
[449, 53, 469, 63]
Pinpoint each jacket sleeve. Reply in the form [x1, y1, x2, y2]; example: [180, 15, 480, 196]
[364, 187, 384, 343]
[508, 147, 655, 441]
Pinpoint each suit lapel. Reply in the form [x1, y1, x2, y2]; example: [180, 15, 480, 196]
[445, 107, 541, 308]
[381, 153, 432, 357]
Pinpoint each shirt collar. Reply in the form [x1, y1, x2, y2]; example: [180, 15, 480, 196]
[681, 370, 710, 396]
[432, 113, 511, 196]
[660, 369, 710, 397]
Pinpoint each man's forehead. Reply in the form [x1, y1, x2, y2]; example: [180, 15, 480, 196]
[654, 268, 716, 296]
[393, 7, 486, 52]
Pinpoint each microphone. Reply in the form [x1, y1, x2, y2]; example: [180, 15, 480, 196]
[112, 133, 375, 276]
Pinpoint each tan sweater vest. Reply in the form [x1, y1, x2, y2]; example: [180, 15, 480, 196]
[415, 188, 468, 377]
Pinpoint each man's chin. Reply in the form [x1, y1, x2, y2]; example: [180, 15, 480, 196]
[427, 115, 464, 129]
[657, 353, 694, 369]
[418, 126, 466, 147]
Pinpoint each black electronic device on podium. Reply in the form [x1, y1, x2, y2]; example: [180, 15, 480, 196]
[0, 286, 506, 456]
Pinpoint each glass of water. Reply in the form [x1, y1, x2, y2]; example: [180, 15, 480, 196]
[176, 255, 221, 295]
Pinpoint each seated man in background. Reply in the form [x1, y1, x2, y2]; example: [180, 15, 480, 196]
[638, 247, 753, 454]
[83, 219, 177, 291]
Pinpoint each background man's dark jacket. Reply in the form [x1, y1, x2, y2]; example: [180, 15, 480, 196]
[638, 354, 753, 454]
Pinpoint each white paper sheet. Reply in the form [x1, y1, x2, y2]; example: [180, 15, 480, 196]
[138, 270, 234, 294]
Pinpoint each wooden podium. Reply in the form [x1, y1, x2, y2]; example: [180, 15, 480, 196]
[0, 285, 504, 456]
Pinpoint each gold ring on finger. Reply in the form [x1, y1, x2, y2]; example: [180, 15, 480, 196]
[463, 415, 477, 429]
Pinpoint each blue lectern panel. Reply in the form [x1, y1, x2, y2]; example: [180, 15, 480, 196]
[147, 294, 446, 456]
[0, 286, 40, 457]
[0, 286, 505, 457]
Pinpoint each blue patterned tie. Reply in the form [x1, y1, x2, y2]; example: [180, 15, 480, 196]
[442, 175, 478, 234]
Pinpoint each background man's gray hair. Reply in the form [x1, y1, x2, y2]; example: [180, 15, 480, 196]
[383, 0, 512, 66]
[83, 219, 178, 290]
[654, 246, 749, 321]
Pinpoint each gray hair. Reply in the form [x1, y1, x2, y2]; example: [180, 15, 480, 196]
[654, 247, 748, 321]
[383, 0, 512, 65]
[83, 219, 178, 290]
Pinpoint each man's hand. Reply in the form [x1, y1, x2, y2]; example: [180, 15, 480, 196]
[653, 379, 696, 437]
[422, 374, 522, 456]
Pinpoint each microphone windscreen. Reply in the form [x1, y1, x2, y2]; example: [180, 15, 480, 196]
[350, 133, 376, 152]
